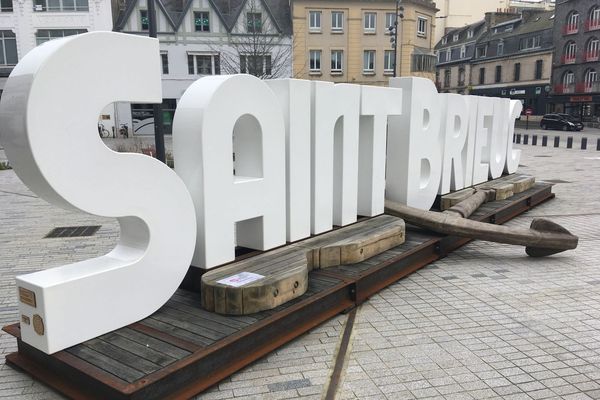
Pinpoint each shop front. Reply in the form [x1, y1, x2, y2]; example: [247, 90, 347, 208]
[470, 84, 551, 116]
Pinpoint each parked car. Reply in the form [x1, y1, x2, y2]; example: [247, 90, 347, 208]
[540, 114, 584, 131]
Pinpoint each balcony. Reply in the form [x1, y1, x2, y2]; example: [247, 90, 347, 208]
[563, 23, 579, 35]
[579, 82, 600, 93]
[585, 51, 600, 62]
[554, 84, 576, 94]
[561, 54, 577, 64]
[585, 19, 600, 32]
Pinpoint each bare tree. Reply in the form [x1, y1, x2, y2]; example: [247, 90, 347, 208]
[218, 0, 292, 79]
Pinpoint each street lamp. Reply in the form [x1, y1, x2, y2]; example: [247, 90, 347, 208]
[388, 0, 404, 77]
[147, 0, 166, 163]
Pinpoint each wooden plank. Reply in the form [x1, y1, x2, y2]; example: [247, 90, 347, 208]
[66, 345, 146, 383]
[475, 181, 514, 200]
[111, 328, 190, 360]
[498, 173, 535, 193]
[201, 215, 405, 315]
[440, 187, 475, 210]
[98, 333, 177, 368]
[85, 339, 162, 376]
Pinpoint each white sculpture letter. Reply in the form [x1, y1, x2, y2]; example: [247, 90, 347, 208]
[488, 98, 510, 179]
[387, 77, 443, 210]
[266, 79, 312, 242]
[439, 93, 469, 194]
[359, 86, 403, 215]
[173, 74, 286, 269]
[312, 82, 360, 232]
[0, 32, 196, 354]
[504, 100, 523, 174]
[472, 96, 494, 184]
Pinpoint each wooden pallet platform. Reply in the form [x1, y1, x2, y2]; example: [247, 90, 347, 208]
[3, 183, 555, 400]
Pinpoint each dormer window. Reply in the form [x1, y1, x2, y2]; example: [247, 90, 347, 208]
[247, 12, 262, 33]
[467, 30, 473, 38]
[442, 36, 447, 44]
[453, 33, 459, 42]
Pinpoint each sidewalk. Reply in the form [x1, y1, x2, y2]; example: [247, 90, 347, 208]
[0, 144, 599, 399]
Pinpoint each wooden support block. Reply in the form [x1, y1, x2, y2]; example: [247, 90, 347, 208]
[440, 188, 476, 211]
[298, 215, 405, 269]
[500, 174, 535, 194]
[201, 215, 405, 315]
[475, 181, 514, 200]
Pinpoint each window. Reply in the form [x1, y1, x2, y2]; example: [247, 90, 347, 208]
[586, 37, 599, 61]
[535, 59, 543, 79]
[444, 69, 451, 87]
[140, 10, 148, 30]
[458, 67, 465, 86]
[194, 11, 210, 32]
[562, 70, 575, 88]
[479, 67, 485, 84]
[460, 45, 466, 58]
[385, 12, 396, 32]
[467, 30, 473, 39]
[584, 68, 598, 92]
[309, 50, 321, 72]
[187, 53, 220, 75]
[453, 33, 459, 42]
[161, 52, 168, 74]
[364, 12, 376, 32]
[564, 41, 577, 63]
[412, 54, 435, 72]
[566, 11, 579, 33]
[445, 48, 450, 61]
[589, 7, 600, 30]
[240, 55, 271, 76]
[475, 45, 486, 58]
[514, 63, 521, 81]
[309, 10, 321, 31]
[1, 0, 12, 12]
[0, 31, 17, 65]
[495, 65, 502, 83]
[384, 50, 394, 73]
[363, 50, 375, 73]
[441, 36, 447, 45]
[519, 35, 541, 50]
[331, 11, 343, 32]
[417, 17, 427, 37]
[33, 0, 87, 12]
[247, 12, 262, 33]
[35, 29, 86, 45]
[331, 50, 343, 73]
[497, 41, 504, 56]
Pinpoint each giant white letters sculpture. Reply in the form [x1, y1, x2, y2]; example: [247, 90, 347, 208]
[387, 77, 443, 210]
[439, 93, 469, 194]
[504, 100, 523, 174]
[173, 75, 286, 269]
[0, 32, 196, 354]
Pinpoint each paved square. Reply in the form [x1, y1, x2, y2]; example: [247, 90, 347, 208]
[1, 142, 599, 399]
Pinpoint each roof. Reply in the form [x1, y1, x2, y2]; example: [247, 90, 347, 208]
[114, 0, 291, 34]
[435, 20, 486, 50]
[477, 10, 554, 43]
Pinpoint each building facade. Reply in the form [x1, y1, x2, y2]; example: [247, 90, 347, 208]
[469, 10, 554, 115]
[435, 10, 554, 115]
[548, 0, 600, 122]
[114, 0, 292, 135]
[291, 0, 438, 86]
[0, 0, 113, 94]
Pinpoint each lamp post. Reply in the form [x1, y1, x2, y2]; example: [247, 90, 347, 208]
[147, 0, 166, 163]
[390, 0, 404, 77]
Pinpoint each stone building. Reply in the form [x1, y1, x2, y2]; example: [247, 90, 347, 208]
[291, 0, 438, 86]
[469, 10, 554, 115]
[548, 0, 599, 122]
[435, 10, 554, 115]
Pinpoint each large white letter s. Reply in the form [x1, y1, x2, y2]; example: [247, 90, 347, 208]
[0, 32, 196, 354]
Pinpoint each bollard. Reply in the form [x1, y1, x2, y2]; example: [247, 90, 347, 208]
[567, 137, 573, 149]
[513, 134, 516, 143]
[532, 135, 537, 146]
[597, 138, 600, 151]
[554, 136, 560, 147]
[581, 137, 587, 150]
[524, 134, 529, 145]
[516, 134, 521, 144]
[542, 135, 548, 147]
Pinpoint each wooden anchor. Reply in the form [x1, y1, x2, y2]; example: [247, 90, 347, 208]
[385, 194, 578, 257]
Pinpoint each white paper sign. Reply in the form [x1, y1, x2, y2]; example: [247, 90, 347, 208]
[217, 272, 265, 287]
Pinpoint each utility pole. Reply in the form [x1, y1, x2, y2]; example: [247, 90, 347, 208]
[147, 0, 166, 163]
[390, 0, 404, 77]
